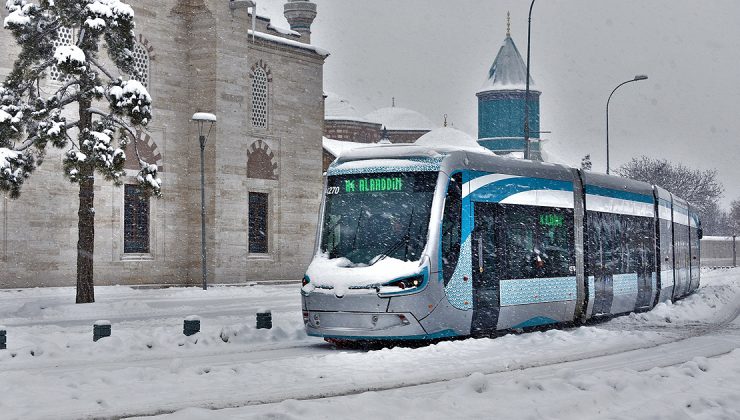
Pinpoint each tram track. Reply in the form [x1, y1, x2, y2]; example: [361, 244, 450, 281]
[116, 294, 740, 420]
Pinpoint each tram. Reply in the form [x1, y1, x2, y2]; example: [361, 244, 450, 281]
[301, 145, 701, 341]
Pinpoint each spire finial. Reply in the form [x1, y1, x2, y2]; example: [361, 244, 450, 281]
[506, 11, 511, 37]
[443, 114, 448, 127]
[392, 97, 395, 107]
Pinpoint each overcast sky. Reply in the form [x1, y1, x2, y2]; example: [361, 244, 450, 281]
[262, 0, 740, 207]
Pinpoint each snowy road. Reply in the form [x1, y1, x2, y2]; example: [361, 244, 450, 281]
[1, 269, 739, 419]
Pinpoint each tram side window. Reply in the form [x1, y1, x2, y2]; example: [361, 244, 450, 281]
[586, 211, 654, 275]
[494, 204, 574, 280]
[659, 219, 673, 269]
[441, 173, 462, 286]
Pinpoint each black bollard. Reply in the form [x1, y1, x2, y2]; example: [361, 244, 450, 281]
[256, 311, 272, 329]
[183, 316, 201, 336]
[0, 326, 6, 350]
[93, 320, 112, 342]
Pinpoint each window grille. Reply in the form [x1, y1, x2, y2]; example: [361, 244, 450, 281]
[249, 192, 269, 253]
[251, 68, 268, 128]
[130, 42, 150, 88]
[124, 185, 150, 254]
[50, 27, 74, 81]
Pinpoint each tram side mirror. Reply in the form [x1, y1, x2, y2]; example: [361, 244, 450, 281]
[698, 228, 703, 240]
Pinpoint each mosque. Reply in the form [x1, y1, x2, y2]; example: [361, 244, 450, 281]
[0, 4, 541, 289]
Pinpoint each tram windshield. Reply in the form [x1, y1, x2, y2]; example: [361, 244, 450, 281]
[320, 171, 438, 265]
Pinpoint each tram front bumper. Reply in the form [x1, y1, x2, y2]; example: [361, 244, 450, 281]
[304, 310, 428, 340]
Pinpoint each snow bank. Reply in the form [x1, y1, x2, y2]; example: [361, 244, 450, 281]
[0, 270, 738, 419]
[194, 350, 740, 420]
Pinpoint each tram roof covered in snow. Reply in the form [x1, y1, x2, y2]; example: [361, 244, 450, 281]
[581, 171, 654, 198]
[332, 144, 575, 181]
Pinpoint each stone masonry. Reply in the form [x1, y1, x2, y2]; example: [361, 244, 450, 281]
[0, 0, 326, 287]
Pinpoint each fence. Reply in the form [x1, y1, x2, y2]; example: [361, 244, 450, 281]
[700, 235, 737, 268]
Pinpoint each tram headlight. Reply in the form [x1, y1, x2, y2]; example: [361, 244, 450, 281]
[386, 275, 423, 290]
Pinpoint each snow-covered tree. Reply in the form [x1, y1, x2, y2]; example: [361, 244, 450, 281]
[729, 200, 740, 235]
[1, 0, 160, 303]
[580, 154, 592, 171]
[617, 156, 724, 232]
[699, 202, 731, 236]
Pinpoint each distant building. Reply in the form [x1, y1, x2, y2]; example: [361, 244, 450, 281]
[0, 0, 327, 287]
[322, 93, 435, 171]
[477, 15, 542, 160]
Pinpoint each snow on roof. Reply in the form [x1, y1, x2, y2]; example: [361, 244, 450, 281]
[337, 144, 447, 163]
[248, 30, 329, 57]
[415, 127, 491, 153]
[267, 23, 300, 37]
[364, 107, 435, 131]
[322, 137, 373, 157]
[324, 93, 375, 123]
[478, 36, 537, 93]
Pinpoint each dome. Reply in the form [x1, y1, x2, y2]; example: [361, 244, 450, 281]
[415, 127, 490, 153]
[324, 92, 371, 122]
[364, 107, 435, 131]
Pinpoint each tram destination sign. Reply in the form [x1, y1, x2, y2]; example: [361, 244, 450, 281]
[343, 176, 403, 193]
[326, 173, 435, 196]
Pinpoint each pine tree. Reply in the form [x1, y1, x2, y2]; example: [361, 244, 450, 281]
[580, 154, 592, 171]
[0, 0, 160, 303]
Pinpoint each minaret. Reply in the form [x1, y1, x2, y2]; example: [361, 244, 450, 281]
[476, 12, 542, 160]
[284, 0, 317, 43]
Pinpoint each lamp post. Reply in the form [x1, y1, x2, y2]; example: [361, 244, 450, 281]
[192, 112, 217, 290]
[606, 74, 647, 174]
[523, 0, 535, 160]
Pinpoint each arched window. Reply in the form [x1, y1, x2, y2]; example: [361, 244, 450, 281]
[251, 67, 269, 129]
[247, 140, 277, 180]
[130, 41, 150, 88]
[50, 27, 74, 81]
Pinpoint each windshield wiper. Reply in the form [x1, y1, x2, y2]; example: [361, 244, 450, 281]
[369, 208, 415, 266]
[351, 208, 364, 252]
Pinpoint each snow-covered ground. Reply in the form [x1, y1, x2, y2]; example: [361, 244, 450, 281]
[0, 269, 738, 420]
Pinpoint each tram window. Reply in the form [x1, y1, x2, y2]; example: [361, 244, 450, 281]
[441, 173, 462, 286]
[586, 211, 654, 275]
[493, 204, 574, 280]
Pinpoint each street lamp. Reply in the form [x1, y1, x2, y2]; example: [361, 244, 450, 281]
[192, 112, 217, 290]
[523, 0, 535, 160]
[606, 74, 647, 174]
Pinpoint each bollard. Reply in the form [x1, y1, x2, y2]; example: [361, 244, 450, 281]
[93, 320, 112, 342]
[183, 315, 201, 336]
[256, 310, 272, 329]
[0, 326, 6, 350]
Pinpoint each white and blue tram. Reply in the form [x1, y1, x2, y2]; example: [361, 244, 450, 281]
[301, 145, 701, 341]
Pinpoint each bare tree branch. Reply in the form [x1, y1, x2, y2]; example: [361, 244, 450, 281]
[88, 57, 116, 82]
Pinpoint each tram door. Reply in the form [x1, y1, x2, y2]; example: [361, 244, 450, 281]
[471, 202, 499, 335]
